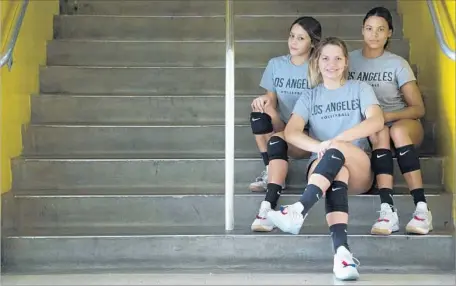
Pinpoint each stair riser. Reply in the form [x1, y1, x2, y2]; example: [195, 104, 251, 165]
[23, 125, 437, 156]
[12, 159, 443, 189]
[4, 235, 453, 272]
[54, 15, 403, 40]
[67, 0, 397, 16]
[39, 66, 417, 95]
[46, 40, 410, 67]
[13, 195, 452, 229]
[31, 96, 254, 125]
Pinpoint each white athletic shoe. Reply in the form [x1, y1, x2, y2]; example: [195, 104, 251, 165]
[267, 202, 305, 235]
[405, 202, 433, 234]
[251, 201, 275, 232]
[333, 246, 360, 281]
[248, 166, 286, 192]
[371, 203, 400, 235]
[249, 168, 268, 192]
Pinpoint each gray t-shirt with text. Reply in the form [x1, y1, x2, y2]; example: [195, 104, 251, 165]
[348, 49, 416, 112]
[292, 80, 380, 158]
[260, 55, 311, 123]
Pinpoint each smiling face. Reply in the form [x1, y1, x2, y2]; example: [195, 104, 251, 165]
[318, 44, 348, 82]
[288, 23, 313, 57]
[362, 15, 392, 50]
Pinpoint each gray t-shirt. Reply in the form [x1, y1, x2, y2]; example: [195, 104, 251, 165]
[348, 49, 416, 112]
[260, 55, 311, 123]
[292, 80, 380, 157]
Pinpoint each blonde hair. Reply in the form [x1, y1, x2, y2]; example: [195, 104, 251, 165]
[308, 37, 349, 88]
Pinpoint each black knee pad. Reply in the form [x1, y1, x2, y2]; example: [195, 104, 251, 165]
[396, 144, 421, 174]
[250, 112, 273, 135]
[313, 148, 345, 182]
[267, 136, 288, 161]
[325, 181, 349, 214]
[371, 149, 394, 176]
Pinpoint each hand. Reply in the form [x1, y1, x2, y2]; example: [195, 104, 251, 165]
[383, 111, 393, 124]
[317, 140, 333, 159]
[251, 96, 271, 113]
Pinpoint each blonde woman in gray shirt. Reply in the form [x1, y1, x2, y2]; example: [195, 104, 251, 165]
[349, 7, 432, 236]
[268, 37, 384, 281]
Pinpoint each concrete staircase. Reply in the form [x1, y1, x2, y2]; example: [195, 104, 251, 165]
[2, 0, 454, 273]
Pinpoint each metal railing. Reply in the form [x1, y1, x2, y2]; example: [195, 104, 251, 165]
[0, 0, 29, 70]
[225, 0, 235, 231]
[427, 0, 455, 61]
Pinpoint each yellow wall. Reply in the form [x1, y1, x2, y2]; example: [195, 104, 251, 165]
[398, 0, 455, 214]
[1, 1, 59, 193]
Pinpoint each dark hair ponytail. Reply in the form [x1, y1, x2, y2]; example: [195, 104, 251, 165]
[290, 16, 322, 56]
[363, 7, 394, 49]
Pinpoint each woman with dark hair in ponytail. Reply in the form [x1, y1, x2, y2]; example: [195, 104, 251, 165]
[250, 16, 322, 232]
[349, 7, 432, 236]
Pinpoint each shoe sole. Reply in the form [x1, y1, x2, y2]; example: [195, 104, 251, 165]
[251, 225, 274, 232]
[249, 185, 267, 192]
[371, 226, 399, 235]
[405, 225, 433, 235]
[334, 268, 360, 281]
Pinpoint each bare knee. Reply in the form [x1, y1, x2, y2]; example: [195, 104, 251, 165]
[389, 124, 409, 143]
[369, 127, 390, 149]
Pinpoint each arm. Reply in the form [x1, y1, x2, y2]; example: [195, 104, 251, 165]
[384, 81, 425, 122]
[263, 91, 278, 109]
[284, 114, 322, 153]
[334, 104, 384, 142]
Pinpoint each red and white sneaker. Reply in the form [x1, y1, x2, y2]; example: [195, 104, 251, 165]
[251, 201, 275, 232]
[405, 202, 433, 234]
[267, 202, 305, 235]
[371, 203, 400, 235]
[333, 246, 360, 281]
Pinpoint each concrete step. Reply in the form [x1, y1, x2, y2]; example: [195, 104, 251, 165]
[47, 39, 410, 67]
[66, 0, 397, 16]
[22, 124, 437, 157]
[10, 185, 446, 196]
[9, 191, 452, 229]
[3, 226, 453, 273]
[23, 125, 256, 157]
[39, 66, 417, 95]
[53, 14, 403, 41]
[11, 158, 443, 190]
[31, 95, 255, 125]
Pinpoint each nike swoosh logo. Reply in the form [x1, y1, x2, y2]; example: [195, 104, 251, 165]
[331, 155, 341, 160]
[377, 154, 387, 158]
[332, 187, 342, 191]
[251, 118, 261, 122]
[399, 150, 410, 156]
[270, 141, 280, 145]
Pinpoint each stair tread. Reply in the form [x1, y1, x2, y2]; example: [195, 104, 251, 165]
[6, 225, 452, 237]
[12, 185, 446, 196]
[17, 155, 442, 160]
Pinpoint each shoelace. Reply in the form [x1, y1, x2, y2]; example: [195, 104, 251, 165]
[342, 254, 361, 268]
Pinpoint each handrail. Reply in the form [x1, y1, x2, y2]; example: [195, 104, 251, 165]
[0, 0, 29, 70]
[225, 0, 235, 231]
[427, 0, 455, 61]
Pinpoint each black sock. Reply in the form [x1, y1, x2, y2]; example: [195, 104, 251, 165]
[299, 184, 323, 216]
[265, 183, 282, 209]
[379, 188, 395, 210]
[410, 188, 426, 205]
[330, 223, 349, 252]
[261, 152, 269, 166]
